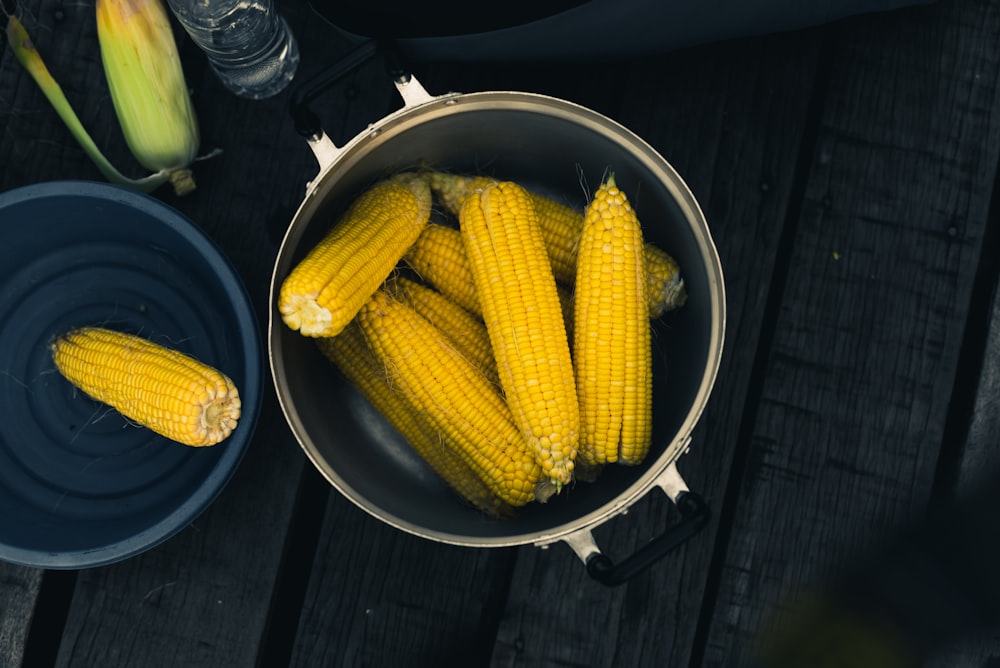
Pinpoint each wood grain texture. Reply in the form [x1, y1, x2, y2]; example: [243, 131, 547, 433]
[924, 142, 1000, 666]
[0, 563, 42, 668]
[701, 0, 1000, 664]
[485, 31, 825, 668]
[951, 270, 1000, 498]
[289, 492, 514, 667]
[0, 0, 135, 192]
[51, 396, 302, 668]
[6, 0, 1000, 665]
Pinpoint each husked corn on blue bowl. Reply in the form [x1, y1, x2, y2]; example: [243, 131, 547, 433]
[0, 181, 263, 569]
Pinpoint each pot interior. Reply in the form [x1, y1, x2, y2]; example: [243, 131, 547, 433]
[270, 91, 724, 546]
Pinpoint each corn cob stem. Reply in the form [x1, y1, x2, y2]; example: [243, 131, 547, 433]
[460, 181, 579, 488]
[51, 327, 241, 447]
[96, 0, 202, 196]
[404, 222, 482, 316]
[573, 174, 652, 466]
[4, 15, 172, 193]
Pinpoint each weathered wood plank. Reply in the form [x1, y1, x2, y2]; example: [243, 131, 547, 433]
[923, 167, 1000, 667]
[0, 564, 43, 668]
[701, 0, 1000, 664]
[289, 491, 515, 666]
[485, 30, 826, 668]
[947, 254, 1000, 500]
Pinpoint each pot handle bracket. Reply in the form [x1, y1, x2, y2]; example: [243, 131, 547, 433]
[289, 40, 433, 169]
[560, 463, 710, 586]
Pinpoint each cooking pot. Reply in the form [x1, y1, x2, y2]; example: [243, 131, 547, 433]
[269, 44, 725, 585]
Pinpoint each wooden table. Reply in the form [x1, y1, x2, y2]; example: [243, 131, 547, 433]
[4, 0, 1000, 665]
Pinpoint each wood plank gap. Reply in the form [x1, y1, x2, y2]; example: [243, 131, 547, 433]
[471, 547, 519, 668]
[21, 570, 77, 668]
[686, 26, 840, 668]
[927, 150, 1000, 506]
[255, 464, 331, 668]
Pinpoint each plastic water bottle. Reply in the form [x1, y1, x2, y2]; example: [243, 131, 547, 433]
[166, 0, 300, 100]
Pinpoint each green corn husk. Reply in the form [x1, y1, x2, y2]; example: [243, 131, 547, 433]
[4, 15, 175, 193]
[96, 0, 200, 196]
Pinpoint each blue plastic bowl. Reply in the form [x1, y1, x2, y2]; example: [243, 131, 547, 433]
[0, 181, 263, 569]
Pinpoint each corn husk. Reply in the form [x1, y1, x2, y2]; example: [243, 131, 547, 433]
[96, 0, 200, 196]
[4, 15, 173, 192]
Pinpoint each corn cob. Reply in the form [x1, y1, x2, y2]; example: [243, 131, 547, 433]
[389, 276, 499, 386]
[404, 222, 481, 315]
[51, 326, 240, 447]
[429, 172, 580, 279]
[315, 323, 511, 517]
[279, 173, 432, 337]
[427, 170, 687, 316]
[357, 290, 551, 506]
[460, 181, 579, 488]
[427, 172, 493, 220]
[573, 175, 652, 466]
[404, 222, 577, 333]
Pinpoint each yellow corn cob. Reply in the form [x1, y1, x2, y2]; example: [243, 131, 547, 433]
[404, 222, 481, 315]
[51, 326, 240, 447]
[427, 170, 686, 316]
[357, 290, 551, 506]
[427, 172, 493, 219]
[389, 276, 499, 386]
[573, 175, 652, 467]
[460, 181, 579, 488]
[315, 323, 511, 517]
[429, 172, 580, 279]
[404, 222, 576, 329]
[279, 173, 432, 337]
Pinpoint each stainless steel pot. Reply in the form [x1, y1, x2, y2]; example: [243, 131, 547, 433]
[269, 45, 726, 585]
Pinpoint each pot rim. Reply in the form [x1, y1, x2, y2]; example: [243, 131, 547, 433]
[269, 84, 726, 548]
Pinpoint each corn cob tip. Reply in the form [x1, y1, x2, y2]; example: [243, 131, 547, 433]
[533, 480, 561, 503]
[279, 175, 432, 338]
[168, 167, 196, 197]
[279, 292, 335, 337]
[651, 277, 687, 318]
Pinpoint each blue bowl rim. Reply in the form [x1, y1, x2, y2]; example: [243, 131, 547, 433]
[0, 180, 264, 570]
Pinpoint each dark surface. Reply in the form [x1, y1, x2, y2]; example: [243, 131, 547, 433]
[3, 0, 1000, 666]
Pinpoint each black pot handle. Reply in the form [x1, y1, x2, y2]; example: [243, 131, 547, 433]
[289, 39, 409, 139]
[584, 489, 711, 587]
